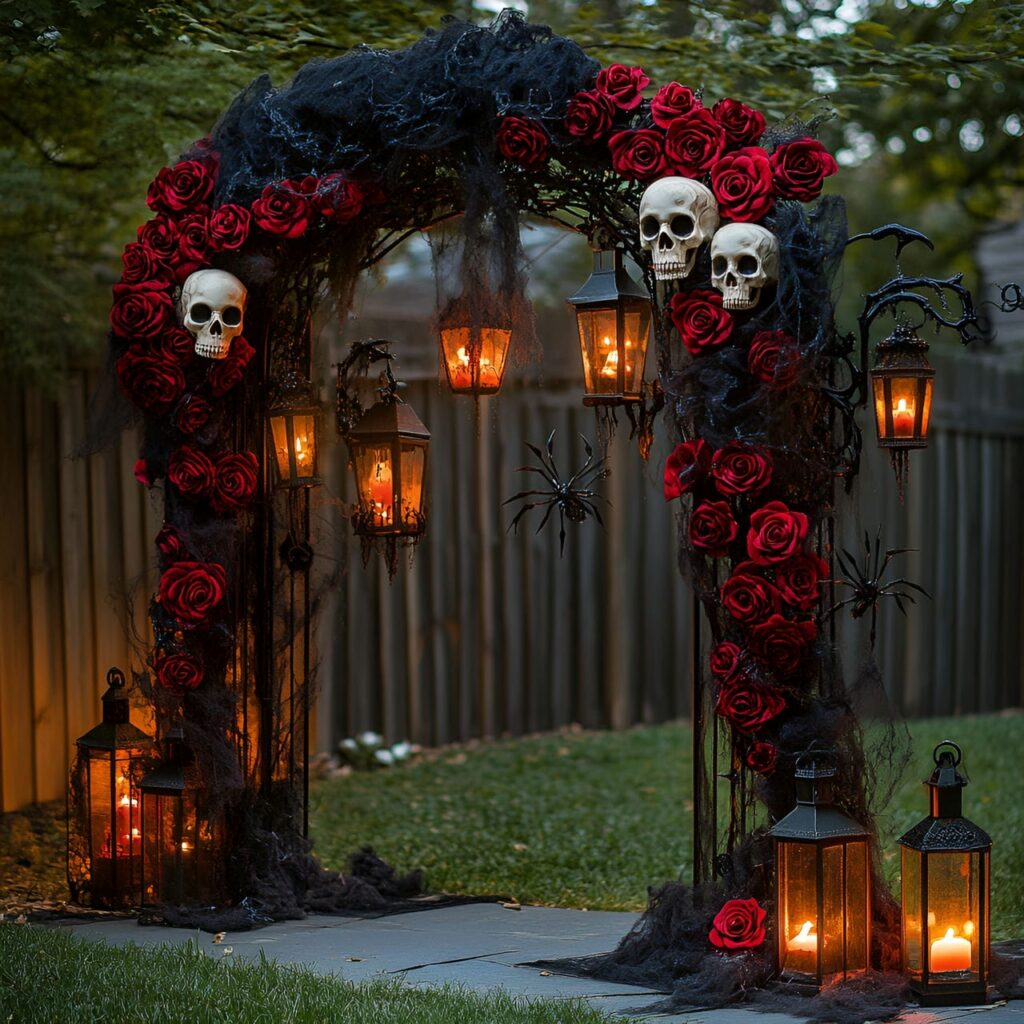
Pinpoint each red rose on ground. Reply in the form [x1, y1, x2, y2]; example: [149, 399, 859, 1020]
[137, 215, 179, 264]
[156, 326, 196, 365]
[770, 137, 838, 202]
[749, 613, 817, 675]
[775, 552, 829, 611]
[207, 336, 255, 397]
[211, 451, 259, 513]
[748, 330, 801, 390]
[710, 641, 743, 682]
[746, 501, 809, 565]
[565, 89, 616, 142]
[314, 174, 365, 222]
[251, 177, 316, 238]
[709, 897, 767, 950]
[721, 566, 781, 625]
[134, 459, 154, 487]
[168, 445, 215, 498]
[651, 82, 701, 128]
[746, 740, 778, 775]
[664, 109, 726, 177]
[496, 116, 550, 170]
[670, 289, 733, 355]
[663, 438, 712, 500]
[120, 243, 170, 290]
[712, 99, 767, 148]
[208, 204, 252, 251]
[146, 159, 216, 214]
[155, 523, 186, 562]
[154, 652, 205, 692]
[710, 147, 774, 222]
[595, 63, 650, 110]
[158, 561, 227, 627]
[716, 682, 786, 732]
[175, 395, 212, 436]
[608, 129, 667, 181]
[712, 443, 773, 497]
[116, 346, 186, 413]
[110, 284, 173, 339]
[690, 500, 738, 557]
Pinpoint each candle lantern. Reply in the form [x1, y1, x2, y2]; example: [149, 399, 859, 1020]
[347, 395, 430, 538]
[770, 747, 871, 988]
[67, 667, 150, 908]
[269, 373, 320, 489]
[870, 323, 935, 450]
[439, 297, 512, 396]
[140, 727, 223, 906]
[566, 249, 652, 407]
[898, 740, 990, 1006]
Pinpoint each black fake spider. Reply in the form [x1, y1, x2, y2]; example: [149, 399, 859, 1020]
[830, 528, 931, 648]
[504, 430, 608, 555]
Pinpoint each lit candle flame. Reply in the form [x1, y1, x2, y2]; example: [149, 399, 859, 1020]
[787, 920, 817, 952]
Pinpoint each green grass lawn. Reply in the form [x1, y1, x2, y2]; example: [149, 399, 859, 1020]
[0, 924, 606, 1024]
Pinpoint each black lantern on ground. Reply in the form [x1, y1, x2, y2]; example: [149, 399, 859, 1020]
[771, 747, 871, 989]
[438, 297, 512, 396]
[870, 323, 935, 450]
[566, 249, 652, 407]
[67, 667, 150, 908]
[140, 727, 223, 906]
[269, 373, 320, 489]
[898, 740, 990, 1006]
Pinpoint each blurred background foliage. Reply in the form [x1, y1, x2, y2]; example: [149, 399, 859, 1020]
[1, 0, 1021, 383]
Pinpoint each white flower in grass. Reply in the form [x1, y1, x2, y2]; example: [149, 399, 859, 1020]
[339, 738, 358, 752]
[358, 731, 383, 747]
[374, 749, 394, 765]
[390, 741, 412, 760]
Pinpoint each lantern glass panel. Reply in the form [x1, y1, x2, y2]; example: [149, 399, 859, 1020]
[778, 841, 820, 978]
[353, 443, 396, 531]
[86, 750, 141, 899]
[271, 411, 318, 486]
[872, 373, 935, 445]
[399, 442, 426, 524]
[844, 840, 869, 971]
[924, 851, 983, 978]
[575, 301, 650, 403]
[903, 847, 924, 973]
[141, 789, 220, 906]
[441, 326, 511, 394]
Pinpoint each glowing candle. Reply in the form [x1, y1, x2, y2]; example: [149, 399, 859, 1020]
[930, 928, 972, 973]
[180, 839, 192, 854]
[600, 348, 619, 379]
[294, 435, 310, 468]
[369, 461, 393, 526]
[787, 920, 818, 952]
[892, 397, 915, 437]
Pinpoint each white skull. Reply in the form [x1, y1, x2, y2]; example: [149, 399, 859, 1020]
[179, 269, 247, 360]
[639, 177, 719, 281]
[709, 223, 780, 311]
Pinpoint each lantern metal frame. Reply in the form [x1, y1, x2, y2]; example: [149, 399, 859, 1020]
[770, 747, 872, 990]
[566, 249, 652, 407]
[438, 296, 513, 396]
[870, 323, 935, 451]
[898, 740, 991, 1007]
[268, 372, 321, 489]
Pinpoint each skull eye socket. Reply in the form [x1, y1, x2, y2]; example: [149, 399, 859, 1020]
[189, 302, 212, 324]
[738, 255, 761, 276]
[640, 215, 661, 241]
[222, 306, 242, 327]
[670, 214, 695, 238]
[712, 256, 728, 276]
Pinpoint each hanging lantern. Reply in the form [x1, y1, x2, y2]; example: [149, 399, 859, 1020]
[566, 249, 652, 407]
[870, 323, 935, 450]
[439, 297, 512, 396]
[770, 747, 871, 989]
[67, 667, 150, 908]
[347, 396, 430, 538]
[269, 373, 320, 489]
[140, 726, 223, 906]
[898, 740, 990, 1006]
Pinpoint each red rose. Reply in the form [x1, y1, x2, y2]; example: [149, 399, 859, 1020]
[156, 523, 186, 562]
[168, 445, 215, 498]
[670, 289, 733, 355]
[712, 99, 767, 148]
[746, 741, 778, 775]
[211, 451, 259, 514]
[709, 897, 767, 950]
[116, 346, 186, 412]
[565, 89, 616, 142]
[770, 137, 838, 202]
[595, 63, 650, 110]
[716, 682, 786, 732]
[608, 129, 667, 181]
[663, 438, 712, 500]
[146, 159, 216, 214]
[154, 652, 205, 692]
[651, 82, 701, 128]
[314, 175, 365, 222]
[710, 147, 774, 222]
[746, 501, 809, 565]
[156, 326, 196, 365]
[158, 561, 228, 627]
[175, 395, 212, 436]
[496, 116, 550, 170]
[110, 284, 173, 339]
[690, 500, 738, 557]
[749, 613, 817, 675]
[176, 212, 209, 264]
[664, 109, 726, 177]
[137, 215, 179, 264]
[134, 459, 154, 487]
[120, 243, 170, 290]
[712, 443, 772, 497]
[208, 204, 252, 251]
[721, 566, 781, 625]
[207, 336, 255, 397]
[710, 641, 742, 682]
[251, 177, 316, 238]
[775, 552, 829, 611]
[748, 330, 801, 390]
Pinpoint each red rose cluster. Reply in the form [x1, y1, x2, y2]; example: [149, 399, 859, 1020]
[168, 446, 258, 514]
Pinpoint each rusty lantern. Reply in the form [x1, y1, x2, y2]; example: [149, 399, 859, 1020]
[871, 323, 935, 450]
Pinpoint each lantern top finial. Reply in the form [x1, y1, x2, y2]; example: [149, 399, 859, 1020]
[76, 665, 150, 750]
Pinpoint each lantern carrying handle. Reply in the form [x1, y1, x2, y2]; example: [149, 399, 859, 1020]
[933, 739, 962, 767]
[107, 667, 126, 690]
